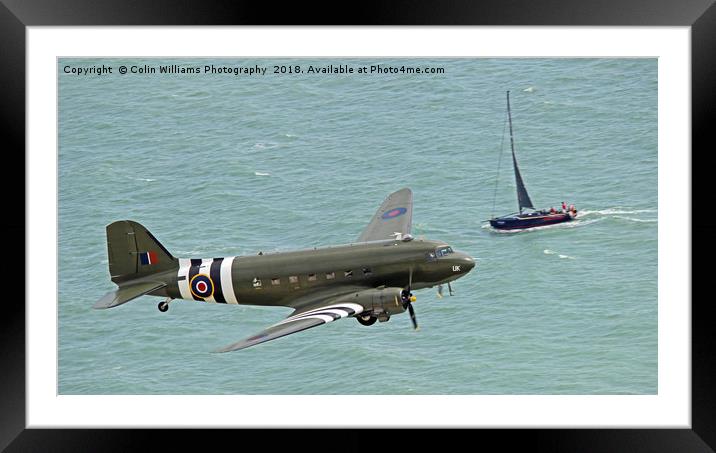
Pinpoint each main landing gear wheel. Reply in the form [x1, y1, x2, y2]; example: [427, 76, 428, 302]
[357, 315, 377, 326]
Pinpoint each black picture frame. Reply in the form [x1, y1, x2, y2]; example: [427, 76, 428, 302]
[6, 0, 713, 450]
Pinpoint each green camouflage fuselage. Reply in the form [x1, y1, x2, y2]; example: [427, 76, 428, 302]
[150, 238, 473, 309]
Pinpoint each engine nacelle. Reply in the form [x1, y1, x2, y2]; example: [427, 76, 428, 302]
[336, 287, 406, 317]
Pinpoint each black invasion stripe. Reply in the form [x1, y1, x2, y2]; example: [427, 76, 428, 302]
[210, 258, 226, 303]
[188, 258, 204, 301]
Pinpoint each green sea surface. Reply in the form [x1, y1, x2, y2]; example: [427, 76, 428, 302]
[58, 58, 657, 394]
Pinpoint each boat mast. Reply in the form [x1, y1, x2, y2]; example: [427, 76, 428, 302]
[506, 91, 521, 213]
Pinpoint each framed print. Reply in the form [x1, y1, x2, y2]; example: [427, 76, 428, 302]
[7, 0, 714, 450]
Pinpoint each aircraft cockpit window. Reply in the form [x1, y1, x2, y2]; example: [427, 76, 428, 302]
[425, 251, 437, 262]
[435, 246, 454, 257]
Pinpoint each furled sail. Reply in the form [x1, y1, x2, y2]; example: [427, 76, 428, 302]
[506, 91, 534, 212]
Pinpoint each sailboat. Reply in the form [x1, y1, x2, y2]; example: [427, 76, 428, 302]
[489, 91, 577, 230]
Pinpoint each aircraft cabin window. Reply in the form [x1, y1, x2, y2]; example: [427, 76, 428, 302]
[252, 277, 262, 288]
[436, 246, 454, 257]
[326, 272, 335, 280]
[308, 273, 317, 282]
[344, 270, 353, 278]
[362, 267, 372, 276]
[271, 278, 280, 286]
[289, 275, 298, 283]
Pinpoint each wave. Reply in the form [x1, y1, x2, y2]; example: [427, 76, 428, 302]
[254, 171, 271, 176]
[544, 249, 575, 259]
[124, 175, 156, 182]
[253, 142, 279, 149]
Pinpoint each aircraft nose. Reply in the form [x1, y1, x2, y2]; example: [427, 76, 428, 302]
[451, 252, 475, 274]
[461, 255, 476, 273]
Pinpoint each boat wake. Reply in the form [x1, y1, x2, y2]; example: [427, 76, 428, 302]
[578, 208, 657, 224]
[613, 216, 657, 223]
[579, 208, 656, 216]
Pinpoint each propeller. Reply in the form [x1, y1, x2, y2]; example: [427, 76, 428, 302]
[402, 267, 418, 330]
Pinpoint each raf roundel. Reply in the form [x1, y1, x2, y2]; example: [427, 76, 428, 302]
[381, 207, 407, 220]
[190, 274, 214, 299]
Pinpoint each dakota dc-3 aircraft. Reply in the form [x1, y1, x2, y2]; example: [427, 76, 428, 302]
[94, 188, 476, 352]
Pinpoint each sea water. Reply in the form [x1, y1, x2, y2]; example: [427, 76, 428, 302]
[58, 58, 657, 394]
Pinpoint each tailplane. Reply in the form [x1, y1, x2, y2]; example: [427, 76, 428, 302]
[93, 281, 167, 309]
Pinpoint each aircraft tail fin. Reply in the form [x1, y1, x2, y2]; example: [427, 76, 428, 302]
[105, 220, 178, 284]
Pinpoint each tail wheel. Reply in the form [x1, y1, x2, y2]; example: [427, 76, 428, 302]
[158, 301, 169, 312]
[357, 315, 377, 326]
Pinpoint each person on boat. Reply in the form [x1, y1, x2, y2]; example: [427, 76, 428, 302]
[549, 207, 556, 214]
[561, 201, 567, 212]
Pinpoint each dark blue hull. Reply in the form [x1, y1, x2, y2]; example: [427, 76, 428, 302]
[490, 212, 573, 230]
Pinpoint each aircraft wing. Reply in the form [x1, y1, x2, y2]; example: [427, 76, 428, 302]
[214, 291, 366, 353]
[357, 187, 413, 242]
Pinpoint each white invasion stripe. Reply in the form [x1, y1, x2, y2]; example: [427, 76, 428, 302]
[313, 308, 354, 319]
[177, 258, 193, 300]
[200, 258, 216, 302]
[220, 256, 239, 304]
[285, 302, 364, 322]
[275, 309, 348, 326]
[282, 314, 335, 325]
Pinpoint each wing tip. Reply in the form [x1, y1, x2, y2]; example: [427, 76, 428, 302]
[389, 187, 412, 199]
[212, 342, 249, 353]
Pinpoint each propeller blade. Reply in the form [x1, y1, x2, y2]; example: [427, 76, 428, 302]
[437, 284, 444, 299]
[448, 282, 454, 296]
[407, 302, 418, 330]
[408, 266, 413, 290]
